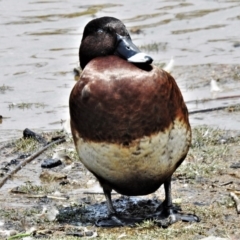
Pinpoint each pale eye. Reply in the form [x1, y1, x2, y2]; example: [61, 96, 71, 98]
[97, 29, 103, 33]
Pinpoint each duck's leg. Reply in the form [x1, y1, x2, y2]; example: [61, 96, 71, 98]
[155, 177, 200, 225]
[95, 186, 125, 227]
[103, 188, 116, 215]
[94, 179, 124, 227]
[97, 180, 117, 216]
[96, 184, 144, 227]
[163, 177, 174, 216]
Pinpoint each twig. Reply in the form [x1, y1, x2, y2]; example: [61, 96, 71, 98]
[189, 106, 230, 114]
[8, 233, 31, 240]
[188, 98, 240, 114]
[0, 138, 65, 188]
[230, 192, 240, 214]
[186, 94, 240, 104]
[227, 189, 240, 195]
[83, 191, 117, 195]
[26, 194, 69, 200]
[220, 181, 233, 186]
[235, 191, 240, 196]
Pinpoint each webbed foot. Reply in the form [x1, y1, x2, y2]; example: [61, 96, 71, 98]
[154, 204, 200, 227]
[96, 213, 144, 227]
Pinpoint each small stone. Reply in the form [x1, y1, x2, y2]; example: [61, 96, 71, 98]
[0, 219, 4, 226]
[10, 159, 20, 165]
[0, 229, 18, 237]
[233, 42, 240, 48]
[59, 180, 70, 185]
[85, 231, 93, 237]
[46, 206, 59, 221]
[66, 232, 84, 237]
[41, 159, 62, 168]
[172, 198, 182, 204]
[230, 162, 240, 169]
[87, 179, 96, 186]
[19, 154, 30, 159]
[23, 128, 46, 144]
[62, 164, 72, 171]
[219, 138, 227, 144]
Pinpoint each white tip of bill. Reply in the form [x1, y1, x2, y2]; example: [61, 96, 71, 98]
[127, 52, 153, 64]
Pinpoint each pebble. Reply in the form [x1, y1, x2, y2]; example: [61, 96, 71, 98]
[23, 128, 46, 144]
[233, 42, 240, 48]
[41, 159, 62, 168]
[230, 162, 240, 169]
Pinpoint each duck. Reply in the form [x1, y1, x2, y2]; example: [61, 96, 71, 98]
[69, 16, 199, 226]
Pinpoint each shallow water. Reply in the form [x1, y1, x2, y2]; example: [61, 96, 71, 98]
[1, 0, 240, 141]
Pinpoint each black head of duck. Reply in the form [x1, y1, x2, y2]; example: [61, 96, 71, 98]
[79, 16, 153, 70]
[69, 16, 199, 227]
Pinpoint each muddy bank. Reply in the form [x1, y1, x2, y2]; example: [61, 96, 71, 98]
[0, 126, 240, 239]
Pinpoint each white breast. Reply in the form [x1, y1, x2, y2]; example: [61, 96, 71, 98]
[75, 119, 191, 194]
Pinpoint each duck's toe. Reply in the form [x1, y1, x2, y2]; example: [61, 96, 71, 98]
[95, 214, 144, 227]
[168, 211, 200, 223]
[154, 204, 200, 227]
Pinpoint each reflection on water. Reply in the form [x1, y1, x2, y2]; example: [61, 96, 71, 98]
[0, 0, 240, 139]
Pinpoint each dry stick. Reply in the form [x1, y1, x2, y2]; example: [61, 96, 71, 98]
[220, 181, 233, 186]
[185, 94, 240, 105]
[189, 103, 240, 115]
[25, 194, 68, 200]
[189, 106, 228, 114]
[0, 138, 66, 189]
[227, 189, 240, 195]
[230, 192, 240, 214]
[187, 94, 240, 114]
[83, 191, 117, 195]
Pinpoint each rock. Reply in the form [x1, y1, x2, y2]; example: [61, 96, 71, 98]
[66, 232, 84, 237]
[9, 159, 20, 165]
[41, 159, 62, 168]
[0, 229, 18, 237]
[230, 162, 240, 169]
[233, 42, 240, 48]
[23, 128, 46, 144]
[39, 206, 59, 222]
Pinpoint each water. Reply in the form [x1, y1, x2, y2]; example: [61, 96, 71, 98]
[0, 0, 240, 141]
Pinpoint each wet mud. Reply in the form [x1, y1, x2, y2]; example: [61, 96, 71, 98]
[57, 197, 163, 226]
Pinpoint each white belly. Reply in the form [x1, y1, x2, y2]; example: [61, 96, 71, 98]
[75, 119, 191, 195]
